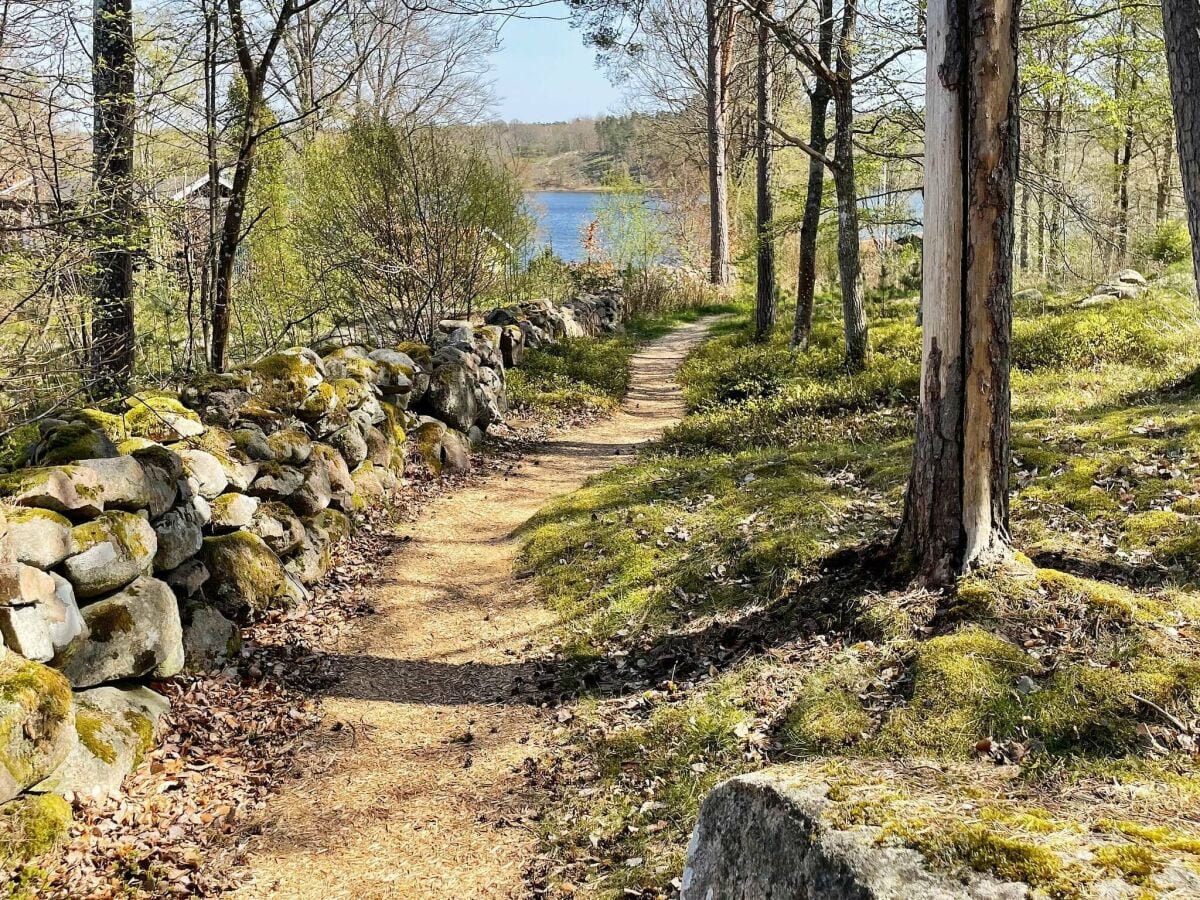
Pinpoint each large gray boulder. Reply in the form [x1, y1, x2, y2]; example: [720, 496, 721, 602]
[209, 492, 260, 531]
[199, 532, 305, 620]
[6, 508, 72, 569]
[0, 570, 85, 662]
[0, 652, 75, 803]
[178, 448, 228, 500]
[76, 456, 153, 511]
[425, 348, 480, 432]
[55, 576, 184, 688]
[250, 502, 305, 555]
[0, 465, 104, 517]
[35, 684, 168, 798]
[681, 770, 1026, 900]
[62, 511, 157, 599]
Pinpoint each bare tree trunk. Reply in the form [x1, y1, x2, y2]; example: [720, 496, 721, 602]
[91, 0, 137, 393]
[1156, 139, 1174, 224]
[706, 0, 733, 287]
[1035, 103, 1049, 276]
[1163, 0, 1200, 295]
[792, 0, 834, 349]
[895, 0, 1017, 583]
[1019, 181, 1029, 271]
[832, 0, 867, 371]
[1116, 70, 1137, 268]
[754, 0, 776, 341]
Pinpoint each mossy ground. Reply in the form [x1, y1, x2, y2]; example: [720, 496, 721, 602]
[523, 284, 1200, 898]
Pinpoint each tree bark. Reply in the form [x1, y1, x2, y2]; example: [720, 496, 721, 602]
[895, 0, 1017, 584]
[754, 0, 776, 341]
[832, 0, 868, 371]
[706, 0, 733, 287]
[1162, 0, 1200, 294]
[792, 0, 834, 349]
[91, 0, 137, 394]
[1116, 68, 1137, 268]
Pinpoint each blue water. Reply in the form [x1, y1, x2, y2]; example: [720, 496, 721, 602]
[525, 191, 606, 263]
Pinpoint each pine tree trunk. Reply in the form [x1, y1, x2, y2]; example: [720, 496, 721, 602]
[754, 0, 777, 341]
[1162, 0, 1200, 295]
[706, 0, 733, 287]
[91, 0, 137, 394]
[792, 0, 834, 349]
[895, 0, 1017, 584]
[833, 0, 868, 371]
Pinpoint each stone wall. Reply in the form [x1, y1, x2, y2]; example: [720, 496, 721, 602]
[0, 285, 622, 809]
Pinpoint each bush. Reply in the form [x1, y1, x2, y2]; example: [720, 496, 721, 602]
[1134, 220, 1192, 266]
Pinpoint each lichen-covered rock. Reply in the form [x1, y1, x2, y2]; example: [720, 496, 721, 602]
[304, 508, 352, 550]
[0, 465, 104, 517]
[44, 574, 84, 655]
[232, 424, 273, 461]
[152, 502, 205, 571]
[251, 502, 305, 555]
[413, 419, 470, 476]
[177, 448, 228, 500]
[289, 457, 332, 517]
[62, 511, 157, 599]
[0, 603, 53, 661]
[1116, 268, 1146, 285]
[179, 371, 253, 427]
[200, 532, 304, 619]
[310, 444, 354, 510]
[122, 443, 182, 517]
[163, 558, 209, 598]
[181, 604, 240, 671]
[350, 462, 386, 507]
[250, 462, 306, 501]
[0, 652, 75, 803]
[122, 393, 205, 441]
[35, 684, 166, 798]
[55, 576, 184, 688]
[328, 424, 368, 468]
[246, 348, 326, 414]
[0, 793, 72, 865]
[209, 492, 260, 531]
[681, 770, 1026, 900]
[266, 428, 312, 465]
[76, 456, 156, 512]
[285, 534, 330, 586]
[31, 422, 119, 466]
[425, 348, 480, 432]
[366, 349, 415, 397]
[6, 508, 72, 569]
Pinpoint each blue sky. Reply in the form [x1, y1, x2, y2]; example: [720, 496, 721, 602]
[490, 9, 623, 122]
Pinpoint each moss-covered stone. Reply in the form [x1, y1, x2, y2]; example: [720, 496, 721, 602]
[0, 655, 74, 803]
[200, 531, 304, 620]
[122, 393, 204, 441]
[32, 423, 118, 466]
[0, 794, 71, 866]
[62, 510, 157, 598]
[394, 341, 432, 368]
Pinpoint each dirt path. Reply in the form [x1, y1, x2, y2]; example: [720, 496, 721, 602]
[233, 318, 716, 899]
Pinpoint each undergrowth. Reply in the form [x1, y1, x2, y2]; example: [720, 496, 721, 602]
[523, 283, 1200, 898]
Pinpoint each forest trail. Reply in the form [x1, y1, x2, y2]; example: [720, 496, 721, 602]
[233, 318, 716, 899]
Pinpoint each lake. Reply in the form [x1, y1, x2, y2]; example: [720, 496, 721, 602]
[525, 190, 606, 263]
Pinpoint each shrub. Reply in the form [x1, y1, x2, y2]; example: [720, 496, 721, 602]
[1134, 220, 1192, 266]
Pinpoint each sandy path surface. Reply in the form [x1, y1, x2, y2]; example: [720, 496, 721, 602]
[233, 318, 716, 899]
